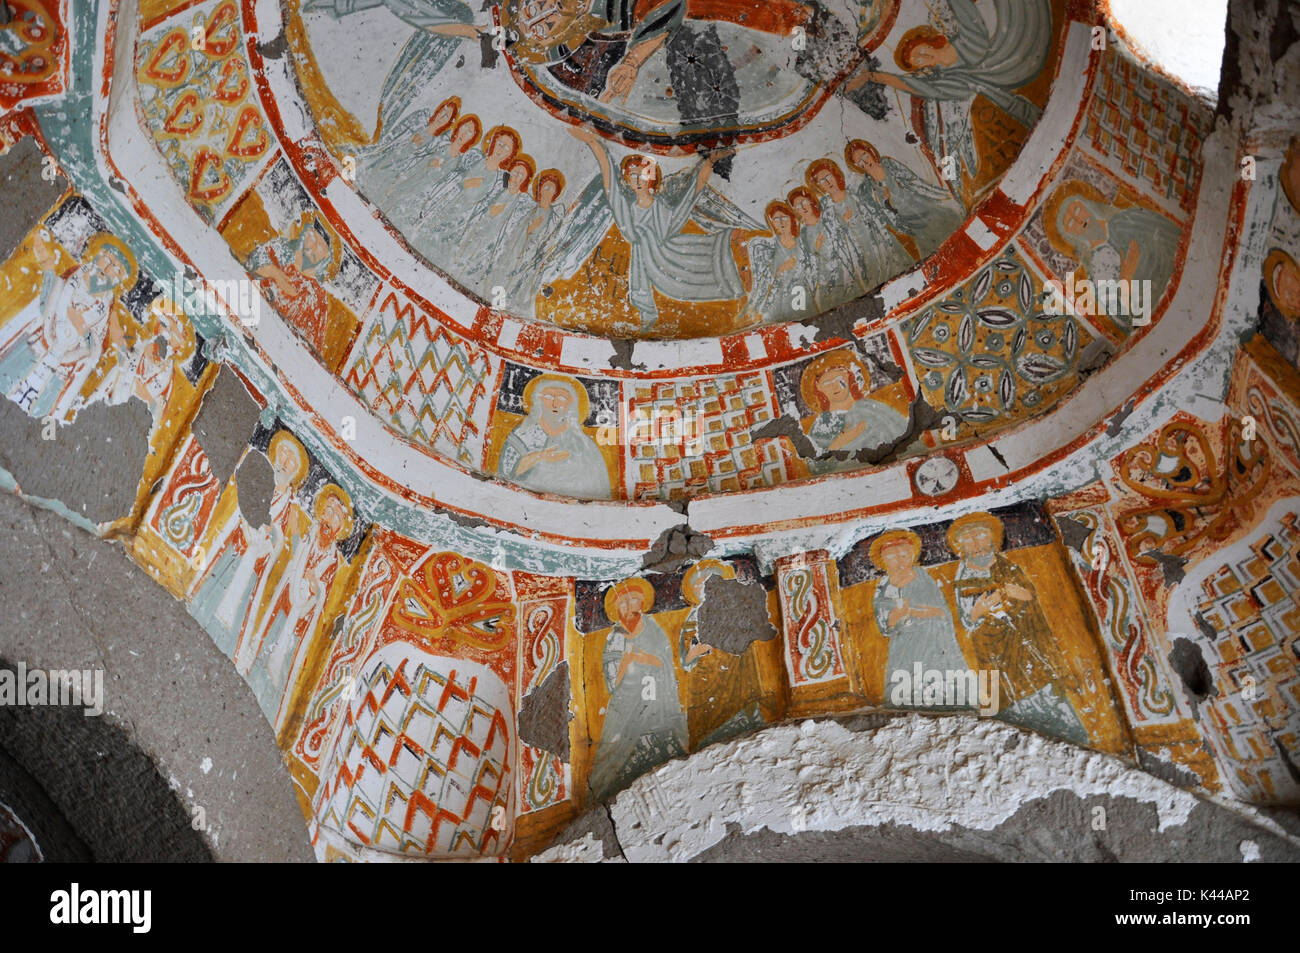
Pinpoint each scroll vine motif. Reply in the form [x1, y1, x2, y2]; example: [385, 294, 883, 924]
[1116, 418, 1270, 566]
[784, 568, 835, 682]
[1071, 512, 1175, 721]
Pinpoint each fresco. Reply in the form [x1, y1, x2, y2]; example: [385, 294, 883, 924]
[837, 503, 1128, 750]
[136, 379, 369, 733]
[1259, 138, 1300, 371]
[574, 558, 784, 801]
[0, 193, 210, 528]
[289, 0, 1068, 337]
[4, 0, 1295, 867]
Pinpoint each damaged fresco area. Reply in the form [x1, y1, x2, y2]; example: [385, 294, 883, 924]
[0, 0, 1298, 868]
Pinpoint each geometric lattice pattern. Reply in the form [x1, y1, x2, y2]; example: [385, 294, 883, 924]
[906, 247, 1088, 444]
[315, 649, 513, 857]
[627, 371, 788, 501]
[1083, 48, 1212, 209]
[1193, 513, 1300, 803]
[344, 291, 495, 466]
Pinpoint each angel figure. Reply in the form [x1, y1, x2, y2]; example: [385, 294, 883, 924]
[846, 138, 965, 260]
[559, 126, 754, 330]
[845, 0, 1052, 198]
[742, 201, 811, 325]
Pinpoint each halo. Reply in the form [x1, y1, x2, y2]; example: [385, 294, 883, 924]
[483, 124, 522, 162]
[682, 558, 735, 605]
[313, 482, 354, 537]
[533, 168, 565, 202]
[84, 232, 139, 288]
[1042, 180, 1107, 258]
[267, 430, 310, 489]
[844, 139, 880, 174]
[805, 158, 845, 196]
[764, 199, 800, 237]
[945, 512, 1004, 554]
[868, 530, 922, 572]
[451, 114, 483, 150]
[800, 349, 871, 414]
[522, 373, 590, 422]
[787, 186, 820, 220]
[1264, 248, 1300, 320]
[604, 577, 655, 622]
[509, 153, 537, 191]
[429, 95, 462, 136]
[620, 153, 662, 192]
[894, 25, 945, 71]
[505, 0, 609, 65]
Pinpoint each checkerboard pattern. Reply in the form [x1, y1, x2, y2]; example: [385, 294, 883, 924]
[343, 291, 495, 466]
[1194, 513, 1300, 802]
[1083, 49, 1212, 208]
[626, 372, 790, 501]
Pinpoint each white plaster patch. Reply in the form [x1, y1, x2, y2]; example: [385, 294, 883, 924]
[531, 831, 619, 864]
[562, 717, 1217, 863]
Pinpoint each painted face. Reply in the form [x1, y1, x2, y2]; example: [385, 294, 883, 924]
[491, 136, 515, 163]
[853, 148, 882, 179]
[880, 542, 915, 577]
[539, 385, 573, 424]
[509, 164, 529, 191]
[770, 210, 793, 236]
[626, 158, 656, 191]
[1062, 200, 1105, 244]
[539, 179, 560, 204]
[302, 228, 329, 269]
[955, 526, 995, 559]
[614, 589, 645, 625]
[432, 102, 456, 128]
[1274, 258, 1300, 315]
[910, 39, 956, 69]
[815, 366, 853, 405]
[272, 441, 301, 485]
[318, 498, 347, 545]
[93, 249, 127, 287]
[814, 169, 837, 194]
[453, 123, 475, 151]
[793, 196, 816, 221]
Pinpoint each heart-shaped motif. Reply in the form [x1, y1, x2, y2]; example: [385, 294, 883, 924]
[163, 89, 204, 136]
[427, 553, 493, 608]
[141, 29, 191, 86]
[213, 56, 248, 103]
[225, 104, 269, 159]
[189, 147, 232, 203]
[203, 1, 240, 58]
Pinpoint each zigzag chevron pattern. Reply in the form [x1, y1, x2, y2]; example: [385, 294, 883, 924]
[315, 649, 513, 857]
[344, 292, 494, 465]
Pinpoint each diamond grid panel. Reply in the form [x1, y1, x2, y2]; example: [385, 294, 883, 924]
[316, 654, 512, 858]
[344, 293, 493, 465]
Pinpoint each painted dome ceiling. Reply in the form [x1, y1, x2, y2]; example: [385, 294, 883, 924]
[118, 0, 1205, 509]
[5, 0, 1300, 865]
